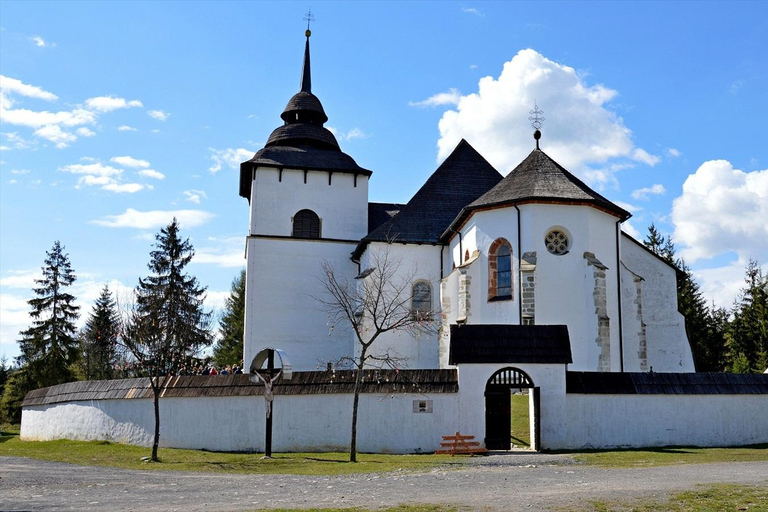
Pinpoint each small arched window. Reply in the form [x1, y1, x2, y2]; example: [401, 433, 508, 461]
[292, 209, 320, 239]
[411, 281, 432, 320]
[488, 238, 513, 301]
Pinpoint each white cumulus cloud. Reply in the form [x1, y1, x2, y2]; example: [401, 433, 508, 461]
[34, 125, 77, 148]
[433, 49, 657, 185]
[631, 184, 666, 200]
[60, 161, 153, 193]
[409, 88, 462, 108]
[209, 147, 255, 173]
[85, 95, 143, 112]
[148, 109, 170, 121]
[195, 237, 245, 267]
[118, 125, 137, 132]
[91, 208, 214, 229]
[0, 75, 58, 105]
[111, 156, 150, 168]
[183, 189, 207, 204]
[672, 160, 768, 264]
[76, 127, 96, 137]
[138, 169, 165, 180]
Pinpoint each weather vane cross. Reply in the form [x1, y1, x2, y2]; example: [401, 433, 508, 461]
[304, 9, 315, 32]
[528, 102, 545, 131]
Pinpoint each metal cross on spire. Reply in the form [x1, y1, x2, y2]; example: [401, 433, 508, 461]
[304, 9, 315, 36]
[528, 102, 545, 131]
[528, 101, 545, 149]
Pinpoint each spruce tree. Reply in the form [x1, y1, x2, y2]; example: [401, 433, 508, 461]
[213, 269, 245, 369]
[727, 259, 768, 373]
[123, 218, 213, 461]
[17, 241, 80, 388]
[80, 285, 120, 380]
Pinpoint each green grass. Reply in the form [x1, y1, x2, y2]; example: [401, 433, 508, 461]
[0, 433, 471, 475]
[509, 393, 530, 448]
[583, 483, 768, 511]
[572, 444, 768, 468]
[252, 507, 461, 512]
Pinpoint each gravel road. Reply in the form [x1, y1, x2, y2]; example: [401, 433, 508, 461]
[1, 455, 767, 511]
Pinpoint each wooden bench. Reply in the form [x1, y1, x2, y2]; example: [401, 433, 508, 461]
[435, 431, 488, 456]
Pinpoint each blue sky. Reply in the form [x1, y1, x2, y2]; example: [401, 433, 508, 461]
[2, 1, 767, 362]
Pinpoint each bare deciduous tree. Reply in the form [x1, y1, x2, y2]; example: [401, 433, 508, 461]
[316, 247, 437, 462]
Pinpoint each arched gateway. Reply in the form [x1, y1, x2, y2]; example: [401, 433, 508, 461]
[485, 367, 540, 451]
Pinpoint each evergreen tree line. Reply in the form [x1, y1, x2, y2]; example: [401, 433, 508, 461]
[1, 220, 245, 425]
[644, 224, 767, 373]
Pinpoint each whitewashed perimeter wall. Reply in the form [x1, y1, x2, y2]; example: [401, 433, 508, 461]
[21, 392, 463, 454]
[557, 394, 768, 450]
[21, 374, 768, 452]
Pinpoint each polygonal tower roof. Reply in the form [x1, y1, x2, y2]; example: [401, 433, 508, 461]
[442, 138, 631, 240]
[239, 30, 371, 201]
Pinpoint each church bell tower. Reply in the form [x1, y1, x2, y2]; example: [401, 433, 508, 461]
[238, 28, 372, 371]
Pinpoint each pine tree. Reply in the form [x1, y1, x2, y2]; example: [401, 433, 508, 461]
[123, 218, 213, 461]
[727, 259, 768, 373]
[643, 227, 727, 371]
[213, 269, 245, 369]
[80, 285, 120, 380]
[16, 241, 80, 388]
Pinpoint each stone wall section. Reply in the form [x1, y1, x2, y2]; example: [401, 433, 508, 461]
[521, 252, 537, 323]
[633, 276, 648, 371]
[458, 270, 471, 322]
[585, 252, 610, 371]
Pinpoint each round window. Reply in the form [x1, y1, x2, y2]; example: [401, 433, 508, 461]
[545, 229, 569, 255]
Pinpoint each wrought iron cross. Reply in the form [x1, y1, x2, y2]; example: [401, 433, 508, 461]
[528, 102, 545, 131]
[304, 9, 315, 32]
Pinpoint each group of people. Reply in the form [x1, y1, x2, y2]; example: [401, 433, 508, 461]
[191, 364, 244, 376]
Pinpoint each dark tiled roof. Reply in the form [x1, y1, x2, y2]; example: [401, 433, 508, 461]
[444, 149, 630, 237]
[21, 370, 458, 407]
[281, 91, 328, 124]
[266, 123, 340, 150]
[566, 371, 768, 394]
[449, 324, 573, 365]
[368, 202, 404, 234]
[353, 140, 502, 258]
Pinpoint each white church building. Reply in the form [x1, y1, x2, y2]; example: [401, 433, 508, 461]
[21, 31, 768, 453]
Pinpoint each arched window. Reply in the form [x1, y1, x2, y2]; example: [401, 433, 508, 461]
[488, 238, 513, 301]
[411, 281, 432, 320]
[292, 209, 320, 239]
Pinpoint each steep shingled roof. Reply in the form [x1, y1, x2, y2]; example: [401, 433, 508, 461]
[352, 139, 503, 259]
[239, 33, 370, 200]
[442, 148, 630, 239]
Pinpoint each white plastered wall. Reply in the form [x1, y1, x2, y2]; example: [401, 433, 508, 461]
[445, 204, 623, 372]
[21, 392, 462, 454]
[354, 242, 442, 369]
[559, 394, 768, 449]
[243, 165, 370, 371]
[620, 234, 695, 372]
[249, 167, 369, 240]
[244, 237, 358, 371]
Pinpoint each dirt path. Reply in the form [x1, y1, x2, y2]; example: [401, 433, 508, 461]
[1, 455, 767, 511]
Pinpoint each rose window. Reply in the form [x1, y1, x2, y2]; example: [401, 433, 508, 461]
[545, 230, 569, 255]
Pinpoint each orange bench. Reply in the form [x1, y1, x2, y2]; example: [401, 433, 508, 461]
[435, 431, 488, 456]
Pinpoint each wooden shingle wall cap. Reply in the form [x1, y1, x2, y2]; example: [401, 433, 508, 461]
[21, 369, 459, 407]
[566, 371, 768, 395]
